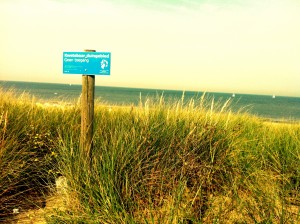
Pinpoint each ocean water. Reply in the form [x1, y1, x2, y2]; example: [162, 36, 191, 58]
[1, 81, 300, 121]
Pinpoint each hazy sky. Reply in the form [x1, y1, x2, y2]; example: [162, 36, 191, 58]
[1, 0, 300, 96]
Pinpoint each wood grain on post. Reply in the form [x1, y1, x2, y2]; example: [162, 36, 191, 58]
[80, 49, 95, 157]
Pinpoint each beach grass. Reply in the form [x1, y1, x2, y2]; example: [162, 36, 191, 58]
[0, 88, 299, 223]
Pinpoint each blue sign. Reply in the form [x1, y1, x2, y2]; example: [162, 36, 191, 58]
[63, 52, 111, 75]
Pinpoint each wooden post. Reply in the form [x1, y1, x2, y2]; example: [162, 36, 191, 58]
[80, 49, 95, 157]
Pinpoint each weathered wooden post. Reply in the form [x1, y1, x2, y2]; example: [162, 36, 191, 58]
[63, 50, 111, 159]
[80, 49, 95, 157]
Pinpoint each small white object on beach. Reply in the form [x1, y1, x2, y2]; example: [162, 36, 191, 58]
[13, 208, 20, 214]
[54, 92, 58, 95]
[55, 176, 68, 195]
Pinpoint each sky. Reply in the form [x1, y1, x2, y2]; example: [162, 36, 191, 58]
[0, 0, 300, 97]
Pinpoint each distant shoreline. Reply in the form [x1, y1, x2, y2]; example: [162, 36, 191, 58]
[263, 119, 300, 126]
[1, 80, 300, 121]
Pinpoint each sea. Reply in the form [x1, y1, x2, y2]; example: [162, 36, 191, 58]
[1, 81, 300, 122]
